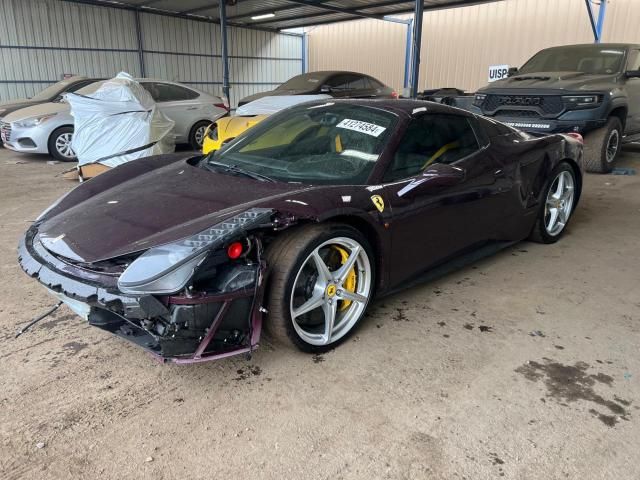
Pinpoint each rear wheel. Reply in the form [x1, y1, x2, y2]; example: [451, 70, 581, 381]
[265, 224, 374, 353]
[189, 121, 210, 150]
[48, 126, 76, 162]
[529, 162, 577, 244]
[583, 116, 621, 173]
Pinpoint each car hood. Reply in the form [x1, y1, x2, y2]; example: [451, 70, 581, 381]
[479, 71, 617, 92]
[37, 157, 324, 263]
[4, 101, 70, 122]
[0, 99, 40, 115]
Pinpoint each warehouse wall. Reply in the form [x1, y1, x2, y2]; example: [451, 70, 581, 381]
[0, 0, 303, 107]
[307, 0, 640, 93]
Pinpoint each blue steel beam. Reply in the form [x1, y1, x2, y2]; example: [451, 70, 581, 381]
[218, 1, 230, 101]
[584, 0, 607, 43]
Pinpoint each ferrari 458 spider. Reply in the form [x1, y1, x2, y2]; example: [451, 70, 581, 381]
[18, 99, 583, 363]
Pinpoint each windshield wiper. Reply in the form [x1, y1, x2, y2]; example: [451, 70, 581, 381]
[206, 160, 275, 183]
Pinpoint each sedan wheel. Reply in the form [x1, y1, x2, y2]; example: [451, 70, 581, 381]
[55, 133, 74, 159]
[266, 224, 374, 353]
[48, 126, 77, 162]
[544, 170, 575, 236]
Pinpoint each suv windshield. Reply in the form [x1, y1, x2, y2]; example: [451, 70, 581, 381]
[207, 103, 397, 185]
[277, 73, 330, 91]
[519, 46, 626, 75]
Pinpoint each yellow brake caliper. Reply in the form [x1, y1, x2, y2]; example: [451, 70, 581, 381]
[332, 245, 357, 311]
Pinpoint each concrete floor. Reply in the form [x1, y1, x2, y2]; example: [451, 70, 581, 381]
[0, 146, 639, 480]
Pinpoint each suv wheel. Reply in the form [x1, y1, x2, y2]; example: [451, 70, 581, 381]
[583, 116, 622, 173]
[48, 126, 77, 162]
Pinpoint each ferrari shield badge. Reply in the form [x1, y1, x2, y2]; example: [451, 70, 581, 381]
[370, 195, 385, 213]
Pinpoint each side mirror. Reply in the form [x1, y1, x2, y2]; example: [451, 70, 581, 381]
[508, 67, 519, 77]
[625, 70, 640, 78]
[397, 164, 466, 198]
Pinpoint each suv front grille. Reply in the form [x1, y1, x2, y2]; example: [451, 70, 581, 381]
[0, 122, 11, 142]
[495, 109, 541, 118]
[483, 95, 564, 116]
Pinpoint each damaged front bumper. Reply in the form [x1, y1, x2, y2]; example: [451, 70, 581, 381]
[18, 226, 267, 364]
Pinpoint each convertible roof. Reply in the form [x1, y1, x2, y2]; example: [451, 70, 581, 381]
[60, 1, 501, 31]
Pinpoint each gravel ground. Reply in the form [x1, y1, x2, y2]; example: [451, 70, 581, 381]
[0, 146, 639, 480]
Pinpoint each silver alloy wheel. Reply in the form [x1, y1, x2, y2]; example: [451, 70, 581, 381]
[289, 237, 372, 346]
[55, 132, 75, 159]
[194, 125, 207, 147]
[544, 170, 575, 236]
[606, 129, 620, 163]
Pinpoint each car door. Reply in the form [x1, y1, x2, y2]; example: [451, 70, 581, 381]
[623, 48, 640, 135]
[382, 113, 507, 286]
[142, 82, 201, 142]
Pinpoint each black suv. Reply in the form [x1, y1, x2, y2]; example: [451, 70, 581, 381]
[473, 44, 640, 173]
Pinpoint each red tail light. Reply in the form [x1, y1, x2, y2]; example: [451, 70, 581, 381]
[566, 132, 584, 144]
[214, 103, 229, 112]
[391, 91, 399, 99]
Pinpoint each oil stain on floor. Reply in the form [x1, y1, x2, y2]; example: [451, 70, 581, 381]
[516, 358, 632, 427]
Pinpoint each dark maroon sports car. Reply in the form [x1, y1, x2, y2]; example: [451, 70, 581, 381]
[18, 99, 583, 364]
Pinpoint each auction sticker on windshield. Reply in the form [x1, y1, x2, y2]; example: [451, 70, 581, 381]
[337, 119, 386, 137]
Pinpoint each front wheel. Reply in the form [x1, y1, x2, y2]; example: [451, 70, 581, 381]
[265, 224, 374, 353]
[48, 126, 76, 162]
[529, 162, 577, 244]
[583, 117, 622, 173]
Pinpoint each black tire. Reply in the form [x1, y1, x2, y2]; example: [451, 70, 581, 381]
[529, 162, 577, 244]
[583, 116, 622, 173]
[48, 126, 76, 162]
[265, 223, 375, 353]
[188, 121, 211, 150]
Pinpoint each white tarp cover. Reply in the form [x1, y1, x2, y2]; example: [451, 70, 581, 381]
[67, 72, 175, 168]
[235, 94, 332, 116]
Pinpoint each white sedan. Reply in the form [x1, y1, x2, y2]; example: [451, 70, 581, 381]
[0, 79, 227, 161]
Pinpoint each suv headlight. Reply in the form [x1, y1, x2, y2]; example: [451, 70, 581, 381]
[14, 114, 56, 128]
[562, 94, 602, 110]
[117, 208, 272, 295]
[473, 93, 487, 107]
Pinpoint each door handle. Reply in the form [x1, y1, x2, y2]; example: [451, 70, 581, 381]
[494, 168, 506, 178]
[186, 106, 198, 110]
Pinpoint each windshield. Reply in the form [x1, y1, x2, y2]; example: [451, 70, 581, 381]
[75, 81, 106, 96]
[519, 46, 626, 75]
[30, 80, 74, 101]
[207, 103, 397, 185]
[277, 73, 330, 91]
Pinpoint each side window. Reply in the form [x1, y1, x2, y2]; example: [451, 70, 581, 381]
[384, 114, 480, 182]
[627, 50, 640, 71]
[141, 82, 161, 101]
[348, 76, 368, 90]
[152, 83, 200, 102]
[326, 75, 352, 91]
[368, 77, 384, 89]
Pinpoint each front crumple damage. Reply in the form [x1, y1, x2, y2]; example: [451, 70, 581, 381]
[17, 208, 297, 364]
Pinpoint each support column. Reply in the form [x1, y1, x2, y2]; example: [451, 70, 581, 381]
[584, 0, 607, 43]
[219, 1, 231, 102]
[410, 0, 424, 98]
[134, 9, 146, 77]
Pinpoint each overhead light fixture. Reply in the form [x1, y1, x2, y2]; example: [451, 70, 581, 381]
[251, 13, 275, 20]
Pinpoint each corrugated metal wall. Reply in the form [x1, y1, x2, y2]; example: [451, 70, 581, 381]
[306, 19, 407, 91]
[307, 0, 640, 93]
[0, 0, 303, 106]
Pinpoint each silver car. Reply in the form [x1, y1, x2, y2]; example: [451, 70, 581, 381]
[0, 79, 228, 161]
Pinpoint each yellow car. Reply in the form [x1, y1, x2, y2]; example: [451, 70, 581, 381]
[202, 115, 267, 154]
